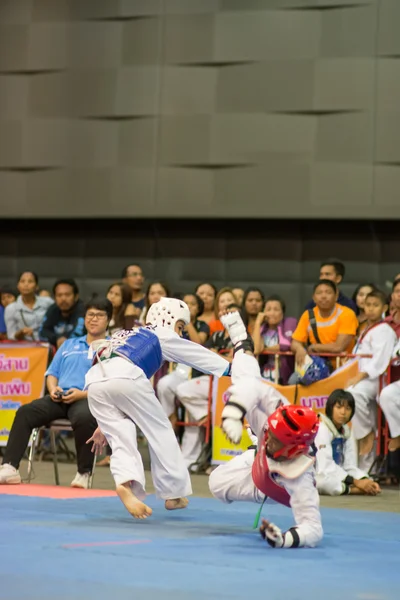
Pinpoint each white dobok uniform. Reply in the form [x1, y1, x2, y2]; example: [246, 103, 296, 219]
[379, 339, 400, 438]
[315, 414, 369, 496]
[157, 367, 210, 470]
[85, 326, 229, 501]
[347, 323, 396, 441]
[209, 353, 323, 548]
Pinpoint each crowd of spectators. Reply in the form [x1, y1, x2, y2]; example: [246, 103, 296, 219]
[0, 259, 399, 491]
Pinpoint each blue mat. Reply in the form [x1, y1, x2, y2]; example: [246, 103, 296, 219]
[0, 494, 399, 600]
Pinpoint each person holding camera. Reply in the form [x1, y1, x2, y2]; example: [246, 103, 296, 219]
[0, 299, 112, 489]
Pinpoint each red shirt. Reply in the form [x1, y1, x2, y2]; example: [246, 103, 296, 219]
[385, 312, 400, 382]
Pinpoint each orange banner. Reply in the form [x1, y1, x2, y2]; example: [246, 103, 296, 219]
[212, 359, 360, 463]
[0, 344, 49, 446]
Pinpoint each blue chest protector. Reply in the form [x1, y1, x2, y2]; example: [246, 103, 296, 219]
[331, 436, 345, 467]
[111, 327, 163, 379]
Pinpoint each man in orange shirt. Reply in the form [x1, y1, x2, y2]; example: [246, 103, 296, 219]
[291, 280, 358, 372]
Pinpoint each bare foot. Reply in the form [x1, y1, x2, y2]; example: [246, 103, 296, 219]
[165, 497, 189, 511]
[116, 483, 153, 519]
[96, 456, 111, 467]
[388, 436, 400, 452]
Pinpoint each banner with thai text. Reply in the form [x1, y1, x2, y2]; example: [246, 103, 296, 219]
[0, 344, 49, 446]
[212, 359, 359, 464]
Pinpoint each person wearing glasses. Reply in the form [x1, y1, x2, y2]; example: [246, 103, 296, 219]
[0, 299, 112, 489]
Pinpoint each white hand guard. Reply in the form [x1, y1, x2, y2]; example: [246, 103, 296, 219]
[263, 522, 285, 548]
[221, 403, 245, 445]
[220, 312, 248, 345]
[246, 427, 258, 446]
[261, 522, 302, 549]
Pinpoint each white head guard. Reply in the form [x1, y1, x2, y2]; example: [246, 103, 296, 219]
[146, 297, 190, 331]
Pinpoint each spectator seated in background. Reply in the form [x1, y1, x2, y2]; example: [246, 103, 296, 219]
[39, 279, 85, 348]
[106, 282, 138, 335]
[122, 263, 145, 320]
[0, 298, 112, 489]
[0, 305, 5, 340]
[139, 281, 170, 324]
[157, 293, 210, 425]
[346, 290, 396, 472]
[305, 260, 357, 314]
[232, 287, 244, 308]
[252, 295, 297, 385]
[290, 280, 358, 382]
[4, 271, 53, 341]
[208, 287, 238, 335]
[379, 277, 400, 456]
[351, 283, 377, 338]
[195, 282, 217, 325]
[378, 337, 400, 453]
[241, 287, 265, 336]
[315, 390, 381, 496]
[0, 285, 17, 339]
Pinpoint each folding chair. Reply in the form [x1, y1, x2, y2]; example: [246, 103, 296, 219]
[27, 419, 97, 488]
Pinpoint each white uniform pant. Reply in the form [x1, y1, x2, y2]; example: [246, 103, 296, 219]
[379, 381, 400, 438]
[209, 449, 264, 504]
[347, 378, 379, 472]
[87, 375, 192, 501]
[347, 378, 379, 440]
[156, 368, 190, 418]
[176, 375, 210, 469]
[316, 473, 344, 496]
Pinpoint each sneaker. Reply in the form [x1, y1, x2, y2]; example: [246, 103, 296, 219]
[70, 472, 90, 489]
[0, 464, 21, 484]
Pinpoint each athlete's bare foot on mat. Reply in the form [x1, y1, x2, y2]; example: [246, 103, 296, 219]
[116, 483, 152, 519]
[165, 497, 189, 511]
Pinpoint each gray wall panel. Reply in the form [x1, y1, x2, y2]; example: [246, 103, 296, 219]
[320, 5, 376, 58]
[68, 23, 123, 69]
[377, 0, 400, 56]
[375, 111, 400, 163]
[214, 11, 320, 61]
[310, 164, 373, 208]
[217, 62, 315, 113]
[118, 118, 157, 167]
[1, 0, 400, 218]
[0, 76, 29, 119]
[161, 67, 217, 115]
[313, 59, 374, 111]
[315, 113, 374, 163]
[164, 15, 215, 64]
[159, 116, 211, 164]
[122, 19, 161, 66]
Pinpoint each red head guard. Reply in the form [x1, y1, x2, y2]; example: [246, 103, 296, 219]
[267, 405, 319, 460]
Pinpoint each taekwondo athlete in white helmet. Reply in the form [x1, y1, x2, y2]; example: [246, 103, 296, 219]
[85, 297, 230, 519]
[209, 311, 323, 548]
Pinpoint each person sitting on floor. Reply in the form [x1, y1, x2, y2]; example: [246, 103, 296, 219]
[315, 389, 381, 496]
[0, 298, 112, 489]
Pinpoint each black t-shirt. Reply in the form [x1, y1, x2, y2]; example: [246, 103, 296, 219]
[182, 319, 210, 342]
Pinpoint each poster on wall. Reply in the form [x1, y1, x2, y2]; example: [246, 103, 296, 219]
[0, 344, 49, 446]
